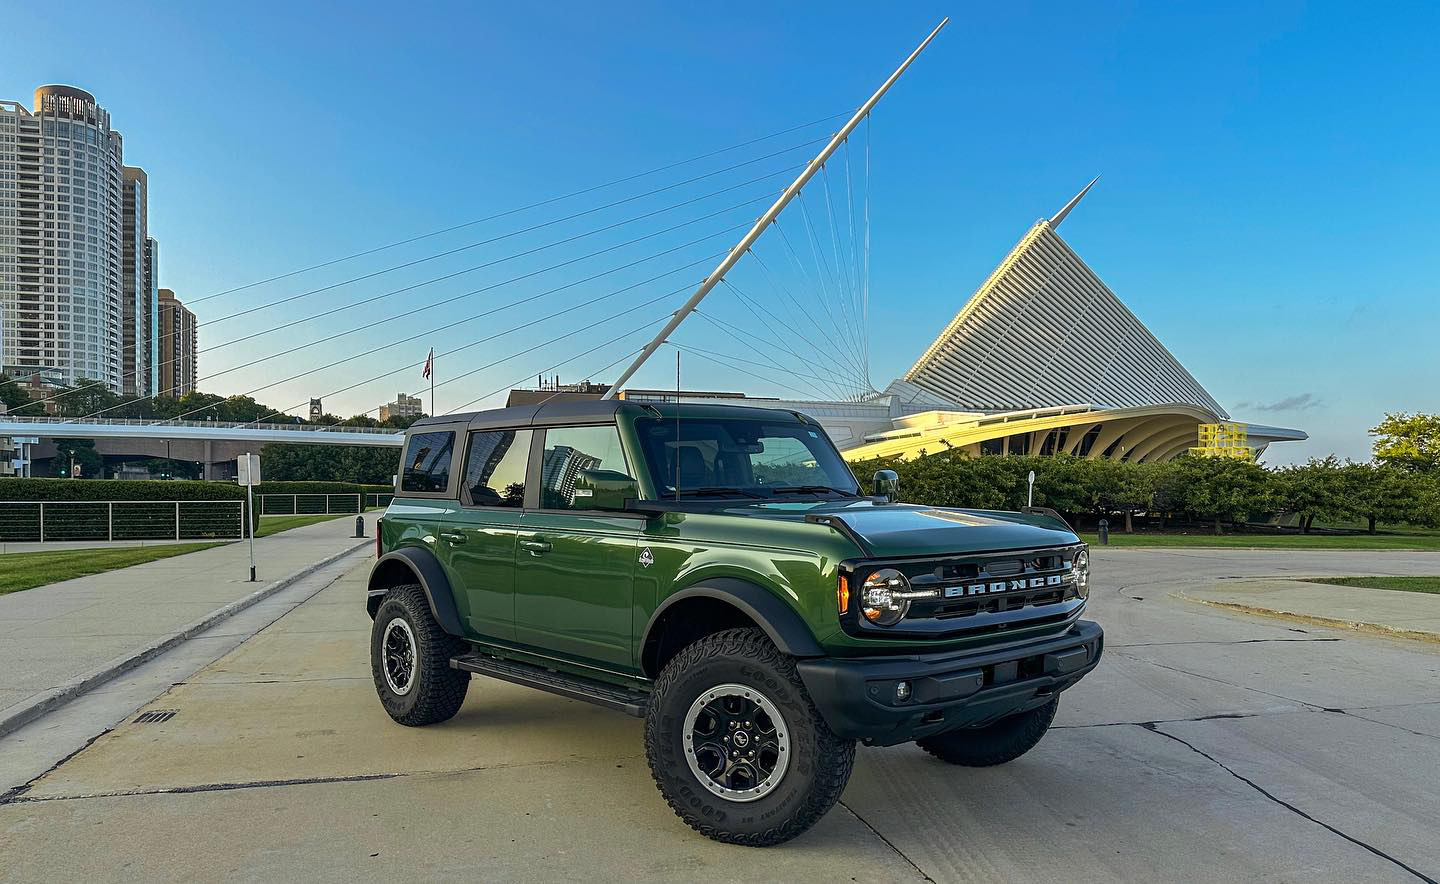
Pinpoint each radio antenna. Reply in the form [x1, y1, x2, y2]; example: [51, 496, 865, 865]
[674, 347, 682, 501]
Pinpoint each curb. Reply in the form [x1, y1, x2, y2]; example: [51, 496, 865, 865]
[0, 542, 369, 740]
[1172, 589, 1440, 646]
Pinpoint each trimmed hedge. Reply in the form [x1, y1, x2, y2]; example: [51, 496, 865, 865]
[0, 478, 246, 502]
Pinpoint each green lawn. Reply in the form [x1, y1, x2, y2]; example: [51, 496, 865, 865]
[1307, 576, 1440, 594]
[1079, 531, 1440, 551]
[253, 513, 356, 538]
[0, 543, 223, 595]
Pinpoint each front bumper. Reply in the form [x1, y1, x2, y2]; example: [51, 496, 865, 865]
[796, 620, 1103, 746]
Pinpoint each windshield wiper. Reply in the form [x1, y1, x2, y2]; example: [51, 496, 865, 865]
[766, 484, 861, 498]
[675, 486, 767, 500]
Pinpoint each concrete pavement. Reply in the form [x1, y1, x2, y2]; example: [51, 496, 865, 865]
[1, 545, 1438, 881]
[0, 517, 370, 735]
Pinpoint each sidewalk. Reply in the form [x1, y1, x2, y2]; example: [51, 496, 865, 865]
[1177, 578, 1440, 641]
[0, 517, 371, 734]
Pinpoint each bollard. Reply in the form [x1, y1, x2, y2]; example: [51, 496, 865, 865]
[354, 515, 366, 538]
[1098, 518, 1109, 545]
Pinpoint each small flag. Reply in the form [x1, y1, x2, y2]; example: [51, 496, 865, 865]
[422, 348, 433, 380]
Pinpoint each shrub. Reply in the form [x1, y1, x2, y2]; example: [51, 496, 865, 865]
[0, 478, 246, 502]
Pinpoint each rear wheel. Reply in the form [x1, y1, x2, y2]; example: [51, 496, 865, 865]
[915, 697, 1059, 766]
[644, 628, 855, 847]
[370, 585, 469, 726]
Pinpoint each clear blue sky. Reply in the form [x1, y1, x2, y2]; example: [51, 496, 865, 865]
[4, 1, 1436, 464]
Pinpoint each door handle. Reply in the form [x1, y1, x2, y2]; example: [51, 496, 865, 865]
[439, 532, 467, 545]
[520, 538, 552, 555]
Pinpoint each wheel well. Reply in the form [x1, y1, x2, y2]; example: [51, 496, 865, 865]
[368, 558, 421, 619]
[641, 596, 761, 679]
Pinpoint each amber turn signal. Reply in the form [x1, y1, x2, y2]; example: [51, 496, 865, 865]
[837, 575, 850, 614]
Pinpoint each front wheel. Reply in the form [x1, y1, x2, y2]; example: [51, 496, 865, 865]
[644, 628, 856, 847]
[915, 697, 1059, 766]
[370, 585, 469, 726]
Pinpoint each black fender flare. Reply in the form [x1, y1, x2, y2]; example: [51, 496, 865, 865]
[643, 578, 826, 660]
[368, 547, 464, 637]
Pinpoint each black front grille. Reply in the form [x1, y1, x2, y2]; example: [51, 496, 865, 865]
[843, 544, 1086, 640]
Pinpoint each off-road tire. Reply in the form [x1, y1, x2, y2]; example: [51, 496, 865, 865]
[370, 584, 469, 726]
[644, 627, 855, 847]
[916, 697, 1059, 766]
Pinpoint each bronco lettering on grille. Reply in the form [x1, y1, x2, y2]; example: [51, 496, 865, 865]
[945, 574, 1065, 598]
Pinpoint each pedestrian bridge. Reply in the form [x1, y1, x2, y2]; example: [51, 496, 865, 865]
[0, 416, 404, 447]
[0, 417, 403, 479]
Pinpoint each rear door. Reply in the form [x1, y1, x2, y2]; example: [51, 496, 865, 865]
[440, 428, 531, 642]
[515, 424, 641, 670]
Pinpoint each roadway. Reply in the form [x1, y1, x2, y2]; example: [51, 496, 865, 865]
[2, 547, 1438, 882]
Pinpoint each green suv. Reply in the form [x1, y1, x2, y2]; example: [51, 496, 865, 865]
[368, 400, 1102, 846]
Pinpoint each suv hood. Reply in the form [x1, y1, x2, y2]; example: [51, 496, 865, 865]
[717, 499, 1079, 559]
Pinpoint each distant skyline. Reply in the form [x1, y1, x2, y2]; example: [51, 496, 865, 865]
[3, 1, 1436, 464]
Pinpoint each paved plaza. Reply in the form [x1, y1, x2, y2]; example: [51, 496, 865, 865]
[1, 546, 1438, 882]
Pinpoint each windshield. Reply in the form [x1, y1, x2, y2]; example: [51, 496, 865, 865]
[634, 416, 861, 500]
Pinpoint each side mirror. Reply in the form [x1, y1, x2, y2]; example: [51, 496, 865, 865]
[574, 468, 640, 511]
[872, 469, 899, 504]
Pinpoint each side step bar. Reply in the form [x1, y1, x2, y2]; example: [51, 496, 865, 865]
[451, 652, 649, 717]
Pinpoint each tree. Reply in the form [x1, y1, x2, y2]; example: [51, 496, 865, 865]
[1156, 455, 1273, 534]
[0, 373, 30, 413]
[1371, 413, 1440, 473]
[51, 378, 124, 418]
[259, 442, 400, 484]
[53, 438, 102, 478]
[1345, 462, 1426, 533]
[1273, 457, 1354, 533]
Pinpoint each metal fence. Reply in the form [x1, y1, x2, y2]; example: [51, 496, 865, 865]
[366, 492, 393, 509]
[0, 500, 245, 542]
[255, 493, 364, 515]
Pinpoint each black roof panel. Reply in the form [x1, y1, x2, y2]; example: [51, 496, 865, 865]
[408, 399, 813, 433]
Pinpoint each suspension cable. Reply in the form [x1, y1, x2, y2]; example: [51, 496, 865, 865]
[37, 150, 808, 414]
[148, 253, 727, 425]
[52, 184, 778, 418]
[244, 288, 689, 426]
[186, 112, 846, 307]
[714, 281, 860, 399]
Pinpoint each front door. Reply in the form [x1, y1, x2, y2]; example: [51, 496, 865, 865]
[514, 424, 640, 671]
[439, 427, 532, 642]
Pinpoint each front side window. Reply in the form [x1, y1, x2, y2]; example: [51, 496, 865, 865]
[401, 431, 454, 493]
[462, 429, 531, 507]
[634, 417, 859, 499]
[538, 425, 633, 510]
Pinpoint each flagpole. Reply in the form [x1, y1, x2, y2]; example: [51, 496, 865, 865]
[430, 351, 435, 417]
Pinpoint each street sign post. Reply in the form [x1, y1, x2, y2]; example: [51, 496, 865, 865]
[237, 453, 261, 582]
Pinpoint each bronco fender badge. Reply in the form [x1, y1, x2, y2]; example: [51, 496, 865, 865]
[639, 547, 654, 568]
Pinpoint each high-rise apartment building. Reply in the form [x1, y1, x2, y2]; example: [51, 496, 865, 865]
[121, 166, 157, 396]
[0, 86, 129, 392]
[158, 288, 195, 396]
[142, 236, 158, 396]
[378, 392, 422, 421]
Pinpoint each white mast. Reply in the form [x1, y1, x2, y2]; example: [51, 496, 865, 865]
[602, 17, 949, 400]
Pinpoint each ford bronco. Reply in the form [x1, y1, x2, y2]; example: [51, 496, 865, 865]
[367, 400, 1102, 846]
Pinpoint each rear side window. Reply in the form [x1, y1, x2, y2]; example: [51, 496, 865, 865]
[538, 425, 632, 510]
[462, 429, 531, 507]
[401, 431, 454, 493]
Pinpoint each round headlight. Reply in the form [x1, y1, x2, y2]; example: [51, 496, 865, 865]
[861, 568, 911, 626]
[1073, 548, 1091, 596]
